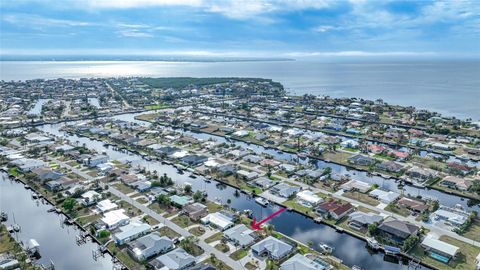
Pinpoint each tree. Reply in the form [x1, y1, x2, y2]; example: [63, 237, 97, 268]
[156, 194, 171, 206]
[193, 191, 203, 202]
[402, 235, 419, 252]
[184, 185, 192, 194]
[368, 223, 378, 236]
[63, 197, 77, 212]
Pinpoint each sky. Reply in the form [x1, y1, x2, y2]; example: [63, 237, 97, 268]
[0, 0, 479, 59]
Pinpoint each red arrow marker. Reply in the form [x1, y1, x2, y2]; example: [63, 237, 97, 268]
[251, 207, 286, 230]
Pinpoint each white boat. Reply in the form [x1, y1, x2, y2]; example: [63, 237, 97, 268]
[26, 239, 40, 255]
[366, 237, 380, 250]
[255, 197, 269, 207]
[319, 243, 333, 254]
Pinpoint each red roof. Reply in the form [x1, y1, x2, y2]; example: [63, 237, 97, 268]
[318, 200, 353, 216]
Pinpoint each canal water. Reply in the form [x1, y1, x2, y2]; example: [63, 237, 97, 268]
[0, 172, 114, 270]
[28, 99, 50, 116]
[35, 121, 432, 270]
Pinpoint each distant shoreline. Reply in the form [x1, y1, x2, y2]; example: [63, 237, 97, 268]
[0, 57, 295, 62]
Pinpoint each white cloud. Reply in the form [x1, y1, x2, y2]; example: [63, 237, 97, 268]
[2, 13, 93, 28]
[283, 51, 437, 57]
[117, 30, 154, 38]
[82, 0, 202, 9]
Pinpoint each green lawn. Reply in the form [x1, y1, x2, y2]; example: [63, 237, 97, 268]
[106, 242, 145, 270]
[188, 226, 206, 237]
[171, 215, 194, 228]
[112, 183, 135, 194]
[343, 191, 380, 206]
[462, 218, 480, 242]
[76, 214, 101, 226]
[203, 258, 233, 270]
[8, 167, 19, 177]
[229, 248, 248, 260]
[205, 232, 224, 243]
[385, 203, 411, 217]
[283, 200, 315, 216]
[205, 201, 223, 213]
[215, 243, 230, 253]
[158, 226, 181, 239]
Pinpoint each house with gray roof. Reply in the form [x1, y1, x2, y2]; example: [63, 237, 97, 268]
[378, 217, 419, 243]
[149, 248, 195, 270]
[127, 232, 174, 261]
[223, 224, 258, 248]
[280, 254, 332, 270]
[270, 183, 301, 198]
[348, 211, 383, 230]
[251, 236, 294, 260]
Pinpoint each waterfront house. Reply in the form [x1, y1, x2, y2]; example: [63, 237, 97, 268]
[270, 182, 301, 198]
[114, 221, 151, 245]
[397, 197, 429, 213]
[243, 154, 263, 163]
[11, 158, 46, 172]
[182, 202, 208, 221]
[316, 200, 353, 220]
[237, 170, 259, 181]
[217, 164, 237, 176]
[260, 159, 281, 168]
[252, 177, 275, 190]
[80, 190, 100, 206]
[348, 154, 376, 166]
[223, 224, 258, 248]
[200, 212, 234, 231]
[441, 176, 473, 191]
[348, 211, 383, 231]
[446, 162, 474, 176]
[280, 253, 332, 270]
[101, 209, 129, 230]
[421, 236, 459, 263]
[369, 189, 400, 204]
[31, 168, 64, 183]
[180, 154, 208, 166]
[149, 248, 195, 270]
[84, 154, 108, 168]
[378, 217, 419, 243]
[376, 161, 404, 173]
[127, 232, 174, 261]
[406, 166, 438, 181]
[251, 236, 294, 261]
[296, 190, 323, 207]
[340, 180, 371, 193]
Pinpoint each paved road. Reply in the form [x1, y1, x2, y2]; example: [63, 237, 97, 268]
[49, 157, 245, 270]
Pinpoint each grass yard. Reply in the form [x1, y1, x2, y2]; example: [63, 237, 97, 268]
[283, 200, 315, 216]
[158, 226, 181, 239]
[112, 183, 135, 194]
[106, 242, 145, 270]
[76, 214, 101, 226]
[215, 243, 230, 253]
[206, 201, 223, 213]
[205, 232, 224, 243]
[188, 226, 206, 237]
[385, 203, 411, 217]
[343, 191, 380, 206]
[203, 258, 233, 270]
[461, 218, 480, 242]
[229, 248, 248, 260]
[171, 215, 194, 228]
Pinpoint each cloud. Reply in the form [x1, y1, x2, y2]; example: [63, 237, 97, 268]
[82, 0, 202, 9]
[2, 13, 93, 28]
[283, 51, 438, 57]
[117, 30, 154, 38]
[312, 25, 337, 33]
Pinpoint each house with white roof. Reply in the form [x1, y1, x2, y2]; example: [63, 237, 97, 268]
[200, 212, 234, 231]
[114, 221, 151, 245]
[421, 236, 459, 263]
[369, 189, 400, 204]
[149, 248, 195, 270]
[101, 209, 129, 229]
[280, 253, 332, 270]
[251, 236, 294, 260]
[223, 224, 258, 248]
[296, 190, 323, 207]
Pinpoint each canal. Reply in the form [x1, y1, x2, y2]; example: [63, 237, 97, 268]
[35, 120, 432, 270]
[0, 172, 115, 270]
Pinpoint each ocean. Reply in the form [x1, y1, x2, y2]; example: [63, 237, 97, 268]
[1, 60, 479, 119]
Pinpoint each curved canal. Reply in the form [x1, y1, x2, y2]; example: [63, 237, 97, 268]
[34, 119, 436, 270]
[0, 172, 115, 270]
